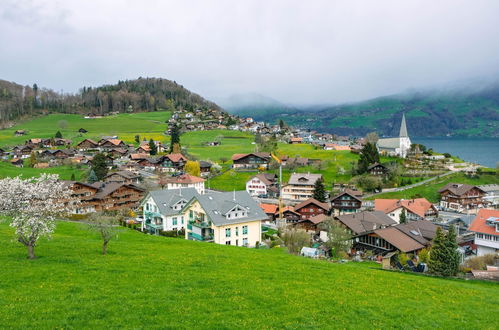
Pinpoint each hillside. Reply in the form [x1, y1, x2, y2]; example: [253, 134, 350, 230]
[0, 220, 497, 328]
[231, 84, 499, 137]
[0, 77, 220, 127]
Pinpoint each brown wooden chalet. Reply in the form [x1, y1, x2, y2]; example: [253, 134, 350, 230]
[294, 198, 331, 220]
[26, 138, 51, 148]
[107, 148, 128, 159]
[296, 214, 327, 232]
[63, 181, 100, 214]
[54, 138, 72, 146]
[104, 171, 140, 185]
[12, 145, 33, 157]
[90, 182, 145, 211]
[199, 161, 212, 176]
[367, 163, 389, 176]
[159, 153, 188, 171]
[76, 139, 99, 150]
[98, 138, 126, 150]
[438, 183, 487, 212]
[330, 189, 363, 215]
[10, 158, 24, 167]
[280, 206, 302, 223]
[231, 152, 270, 169]
[14, 130, 26, 136]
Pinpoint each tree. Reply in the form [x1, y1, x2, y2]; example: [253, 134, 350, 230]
[134, 135, 140, 144]
[70, 173, 76, 181]
[278, 119, 286, 129]
[365, 132, 379, 144]
[170, 124, 181, 153]
[0, 174, 77, 259]
[184, 160, 201, 177]
[87, 169, 98, 184]
[219, 157, 228, 164]
[312, 178, 326, 202]
[28, 151, 38, 168]
[172, 143, 181, 154]
[357, 142, 380, 174]
[91, 153, 108, 180]
[58, 120, 68, 129]
[280, 228, 310, 254]
[319, 218, 352, 258]
[399, 208, 407, 224]
[428, 226, 459, 277]
[260, 134, 278, 153]
[354, 175, 382, 192]
[149, 139, 157, 155]
[55, 131, 63, 138]
[87, 213, 120, 255]
[156, 170, 168, 189]
[254, 133, 263, 145]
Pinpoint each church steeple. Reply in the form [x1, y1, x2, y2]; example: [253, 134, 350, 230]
[399, 113, 408, 138]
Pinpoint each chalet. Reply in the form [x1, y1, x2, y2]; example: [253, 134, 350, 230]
[47, 149, 76, 159]
[90, 182, 145, 212]
[53, 138, 72, 146]
[107, 148, 128, 159]
[160, 153, 188, 172]
[63, 181, 100, 214]
[245, 173, 279, 198]
[282, 173, 323, 201]
[130, 153, 150, 161]
[136, 145, 150, 154]
[14, 130, 26, 136]
[375, 198, 438, 222]
[98, 138, 126, 150]
[289, 137, 303, 144]
[199, 161, 213, 177]
[165, 174, 205, 194]
[12, 145, 33, 158]
[336, 211, 396, 236]
[294, 198, 331, 220]
[231, 152, 270, 170]
[259, 203, 278, 222]
[136, 157, 160, 170]
[469, 209, 499, 256]
[26, 138, 51, 148]
[324, 144, 351, 151]
[78, 128, 88, 133]
[370, 220, 437, 254]
[76, 139, 99, 151]
[296, 214, 327, 232]
[104, 170, 141, 185]
[439, 183, 487, 212]
[10, 158, 24, 167]
[279, 206, 302, 223]
[330, 189, 363, 215]
[367, 163, 389, 176]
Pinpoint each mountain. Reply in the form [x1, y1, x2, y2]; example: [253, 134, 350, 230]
[241, 83, 499, 137]
[217, 93, 300, 119]
[0, 77, 220, 127]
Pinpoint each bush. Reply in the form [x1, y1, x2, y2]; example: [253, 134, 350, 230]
[464, 254, 497, 270]
[418, 248, 430, 264]
[397, 252, 409, 267]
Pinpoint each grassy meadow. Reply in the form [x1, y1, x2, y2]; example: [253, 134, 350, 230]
[0, 161, 84, 180]
[0, 220, 497, 329]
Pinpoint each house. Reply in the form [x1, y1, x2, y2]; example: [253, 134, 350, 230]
[259, 203, 278, 222]
[76, 139, 99, 151]
[294, 198, 330, 220]
[330, 189, 363, 216]
[468, 209, 499, 256]
[336, 211, 397, 236]
[160, 153, 188, 172]
[53, 138, 72, 146]
[199, 161, 213, 177]
[372, 220, 437, 254]
[296, 214, 328, 232]
[324, 144, 351, 151]
[10, 158, 24, 167]
[104, 170, 141, 185]
[183, 190, 268, 247]
[26, 138, 51, 148]
[98, 138, 126, 150]
[107, 148, 128, 159]
[245, 173, 279, 197]
[165, 174, 205, 194]
[375, 198, 438, 222]
[367, 163, 389, 176]
[439, 183, 487, 212]
[78, 128, 88, 133]
[130, 153, 150, 161]
[141, 188, 199, 234]
[14, 130, 26, 136]
[289, 137, 303, 144]
[279, 206, 302, 223]
[231, 152, 270, 170]
[12, 145, 33, 158]
[282, 173, 323, 201]
[62, 181, 100, 214]
[377, 113, 411, 158]
[90, 182, 145, 212]
[479, 184, 499, 209]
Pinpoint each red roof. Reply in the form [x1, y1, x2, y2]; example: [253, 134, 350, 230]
[166, 153, 187, 162]
[167, 174, 205, 184]
[260, 203, 278, 214]
[375, 198, 435, 218]
[469, 209, 499, 236]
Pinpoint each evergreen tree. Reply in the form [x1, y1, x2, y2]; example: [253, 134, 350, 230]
[428, 226, 460, 277]
[91, 153, 108, 181]
[149, 139, 157, 155]
[357, 142, 380, 174]
[87, 169, 98, 184]
[170, 124, 180, 153]
[55, 131, 62, 138]
[445, 225, 460, 276]
[399, 208, 407, 224]
[313, 178, 326, 202]
[279, 119, 285, 129]
[134, 135, 140, 144]
[28, 151, 38, 168]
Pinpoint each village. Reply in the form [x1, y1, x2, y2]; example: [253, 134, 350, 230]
[0, 107, 498, 280]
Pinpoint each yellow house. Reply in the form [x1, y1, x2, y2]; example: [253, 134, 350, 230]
[183, 191, 267, 247]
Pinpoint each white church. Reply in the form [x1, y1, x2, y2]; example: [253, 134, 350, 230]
[376, 113, 411, 158]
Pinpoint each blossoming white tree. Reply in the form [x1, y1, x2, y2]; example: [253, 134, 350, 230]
[0, 174, 77, 259]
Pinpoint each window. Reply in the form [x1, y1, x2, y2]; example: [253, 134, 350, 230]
[173, 217, 178, 226]
[242, 225, 248, 235]
[225, 228, 231, 238]
[235, 227, 239, 236]
[225, 241, 231, 245]
[189, 210, 193, 219]
[181, 217, 184, 225]
[243, 238, 248, 246]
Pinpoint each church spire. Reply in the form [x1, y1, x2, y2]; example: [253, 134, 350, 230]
[399, 113, 408, 137]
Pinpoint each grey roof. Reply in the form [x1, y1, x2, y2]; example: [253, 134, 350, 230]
[478, 184, 499, 193]
[194, 190, 269, 226]
[146, 188, 199, 217]
[438, 183, 484, 195]
[399, 113, 408, 137]
[337, 211, 396, 235]
[288, 173, 323, 186]
[377, 137, 401, 150]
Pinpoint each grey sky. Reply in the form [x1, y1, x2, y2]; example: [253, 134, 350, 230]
[1, 0, 499, 104]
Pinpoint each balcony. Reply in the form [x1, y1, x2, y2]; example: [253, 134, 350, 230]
[188, 220, 211, 228]
[188, 232, 214, 242]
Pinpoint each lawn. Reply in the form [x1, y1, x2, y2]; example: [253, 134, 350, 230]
[369, 173, 499, 202]
[0, 221, 497, 328]
[0, 161, 84, 180]
[0, 111, 171, 147]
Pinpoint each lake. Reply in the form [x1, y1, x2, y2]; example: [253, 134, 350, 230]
[413, 137, 499, 168]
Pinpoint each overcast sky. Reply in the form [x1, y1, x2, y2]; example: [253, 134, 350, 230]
[1, 0, 499, 104]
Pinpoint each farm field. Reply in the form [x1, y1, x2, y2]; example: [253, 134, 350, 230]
[369, 173, 499, 202]
[0, 111, 172, 147]
[0, 161, 84, 180]
[0, 220, 497, 329]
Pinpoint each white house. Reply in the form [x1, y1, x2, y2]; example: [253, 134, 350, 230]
[469, 209, 499, 256]
[377, 113, 412, 158]
[165, 174, 205, 194]
[282, 173, 323, 201]
[245, 173, 278, 197]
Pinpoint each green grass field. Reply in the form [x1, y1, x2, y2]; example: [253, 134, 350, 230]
[0, 111, 171, 147]
[0, 161, 84, 180]
[369, 173, 499, 202]
[0, 220, 497, 328]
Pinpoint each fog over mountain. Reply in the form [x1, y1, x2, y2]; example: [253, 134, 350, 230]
[1, 1, 499, 105]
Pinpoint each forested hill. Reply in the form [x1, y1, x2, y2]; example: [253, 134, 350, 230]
[0, 78, 220, 127]
[230, 85, 499, 137]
